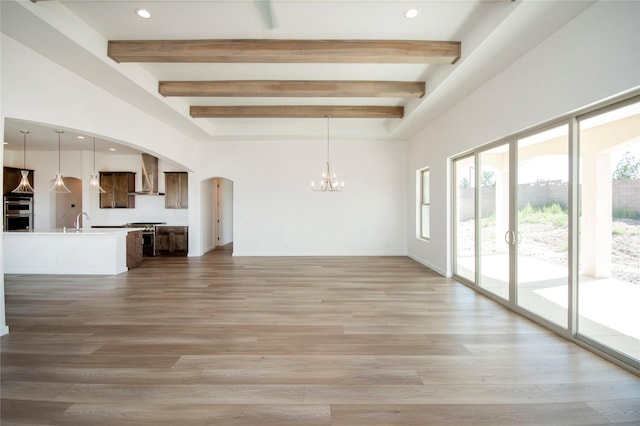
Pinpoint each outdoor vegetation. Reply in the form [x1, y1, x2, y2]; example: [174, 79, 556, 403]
[518, 202, 567, 227]
[613, 151, 640, 180]
[463, 200, 639, 284]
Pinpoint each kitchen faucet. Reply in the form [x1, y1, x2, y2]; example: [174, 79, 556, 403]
[75, 212, 89, 230]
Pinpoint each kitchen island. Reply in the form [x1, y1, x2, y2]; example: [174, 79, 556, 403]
[4, 227, 144, 275]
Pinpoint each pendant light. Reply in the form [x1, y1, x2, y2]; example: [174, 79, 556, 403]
[50, 130, 71, 193]
[88, 137, 106, 193]
[11, 130, 35, 194]
[311, 115, 344, 191]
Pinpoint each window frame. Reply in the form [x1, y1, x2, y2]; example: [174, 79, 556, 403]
[417, 167, 430, 240]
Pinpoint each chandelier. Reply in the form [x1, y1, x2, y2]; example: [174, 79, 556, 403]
[89, 137, 106, 193]
[12, 130, 35, 194]
[50, 130, 71, 193]
[311, 115, 344, 191]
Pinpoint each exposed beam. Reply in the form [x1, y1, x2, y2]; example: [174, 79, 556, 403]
[159, 80, 425, 98]
[108, 39, 461, 64]
[190, 105, 404, 119]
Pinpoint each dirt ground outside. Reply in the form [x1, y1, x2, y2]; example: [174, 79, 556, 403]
[458, 217, 640, 285]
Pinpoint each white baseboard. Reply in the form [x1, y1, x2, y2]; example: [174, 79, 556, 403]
[232, 251, 408, 257]
[407, 254, 449, 277]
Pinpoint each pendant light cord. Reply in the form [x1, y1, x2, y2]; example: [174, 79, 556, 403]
[56, 130, 64, 173]
[19, 130, 30, 169]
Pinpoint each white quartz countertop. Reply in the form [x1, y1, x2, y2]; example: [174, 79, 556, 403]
[4, 227, 145, 235]
[4, 227, 139, 275]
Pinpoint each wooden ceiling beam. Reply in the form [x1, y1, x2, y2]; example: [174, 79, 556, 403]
[108, 39, 460, 64]
[159, 80, 425, 98]
[190, 105, 404, 119]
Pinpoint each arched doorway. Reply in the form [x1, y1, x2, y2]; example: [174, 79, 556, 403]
[51, 177, 83, 228]
[201, 177, 234, 254]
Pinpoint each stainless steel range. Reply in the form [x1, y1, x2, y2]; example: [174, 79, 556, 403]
[126, 222, 165, 256]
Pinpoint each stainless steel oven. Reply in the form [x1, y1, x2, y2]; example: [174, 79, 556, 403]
[4, 196, 33, 231]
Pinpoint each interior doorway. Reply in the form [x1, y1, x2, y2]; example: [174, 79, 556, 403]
[214, 177, 234, 248]
[201, 177, 234, 254]
[52, 177, 82, 228]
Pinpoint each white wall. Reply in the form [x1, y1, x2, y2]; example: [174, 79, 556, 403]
[201, 137, 407, 256]
[0, 16, 7, 334]
[0, 35, 199, 170]
[407, 1, 640, 276]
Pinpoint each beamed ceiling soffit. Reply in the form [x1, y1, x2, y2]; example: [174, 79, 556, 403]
[107, 39, 461, 119]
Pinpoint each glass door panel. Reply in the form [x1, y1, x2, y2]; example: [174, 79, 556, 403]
[516, 125, 569, 328]
[454, 156, 476, 283]
[578, 100, 640, 363]
[478, 144, 510, 299]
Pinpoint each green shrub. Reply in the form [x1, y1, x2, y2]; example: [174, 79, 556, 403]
[612, 208, 640, 220]
[518, 202, 568, 226]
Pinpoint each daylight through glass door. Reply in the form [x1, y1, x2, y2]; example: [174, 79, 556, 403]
[516, 125, 569, 328]
[578, 100, 640, 363]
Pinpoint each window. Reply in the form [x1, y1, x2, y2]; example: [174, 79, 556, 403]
[418, 168, 430, 239]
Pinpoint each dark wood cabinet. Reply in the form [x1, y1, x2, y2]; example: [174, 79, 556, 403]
[3, 166, 35, 195]
[126, 230, 143, 269]
[156, 225, 188, 255]
[164, 172, 188, 209]
[99, 172, 136, 208]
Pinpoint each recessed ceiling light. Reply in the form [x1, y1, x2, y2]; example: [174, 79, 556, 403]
[77, 135, 85, 139]
[109, 148, 117, 151]
[405, 8, 419, 19]
[135, 8, 151, 19]
[3, 142, 8, 145]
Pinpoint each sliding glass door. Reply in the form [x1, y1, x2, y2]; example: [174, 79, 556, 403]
[478, 144, 510, 300]
[453, 156, 476, 283]
[578, 99, 640, 362]
[515, 125, 569, 328]
[452, 94, 640, 369]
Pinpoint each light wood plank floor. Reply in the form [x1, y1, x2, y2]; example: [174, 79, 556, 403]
[2, 247, 639, 425]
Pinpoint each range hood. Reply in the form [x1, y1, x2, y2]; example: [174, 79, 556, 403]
[134, 153, 162, 195]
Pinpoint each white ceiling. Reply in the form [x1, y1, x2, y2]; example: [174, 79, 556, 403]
[2, 0, 596, 153]
[63, 0, 484, 40]
[3, 120, 143, 155]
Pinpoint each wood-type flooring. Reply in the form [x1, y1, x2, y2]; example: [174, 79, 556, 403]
[2, 246, 639, 425]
